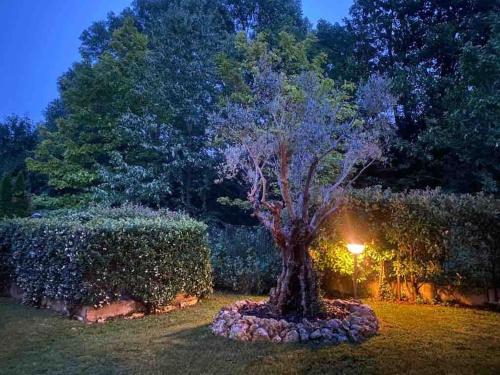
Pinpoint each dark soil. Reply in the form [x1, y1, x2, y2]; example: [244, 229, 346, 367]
[239, 299, 352, 323]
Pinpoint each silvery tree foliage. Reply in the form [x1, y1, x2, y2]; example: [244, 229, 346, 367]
[213, 65, 395, 241]
[211, 59, 396, 315]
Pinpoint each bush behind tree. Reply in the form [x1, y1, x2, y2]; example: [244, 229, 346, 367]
[209, 224, 280, 294]
[314, 188, 500, 301]
[208, 189, 499, 301]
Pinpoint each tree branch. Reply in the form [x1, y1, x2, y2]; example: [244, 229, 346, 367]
[277, 142, 296, 221]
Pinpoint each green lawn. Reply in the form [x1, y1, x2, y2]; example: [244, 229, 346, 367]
[0, 293, 499, 374]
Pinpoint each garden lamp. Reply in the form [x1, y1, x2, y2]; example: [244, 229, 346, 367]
[347, 243, 365, 299]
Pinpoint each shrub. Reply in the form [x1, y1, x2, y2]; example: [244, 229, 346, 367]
[0, 206, 212, 309]
[315, 187, 500, 300]
[209, 224, 280, 294]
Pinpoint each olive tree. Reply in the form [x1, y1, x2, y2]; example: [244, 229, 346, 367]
[211, 37, 395, 316]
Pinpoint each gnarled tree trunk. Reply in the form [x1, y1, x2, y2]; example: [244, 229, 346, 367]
[269, 225, 320, 317]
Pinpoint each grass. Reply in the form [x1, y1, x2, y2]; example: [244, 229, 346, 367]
[0, 293, 499, 374]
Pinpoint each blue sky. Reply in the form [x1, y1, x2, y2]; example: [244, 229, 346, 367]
[0, 0, 352, 122]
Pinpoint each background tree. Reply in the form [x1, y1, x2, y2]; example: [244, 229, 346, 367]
[314, 19, 367, 83]
[27, 17, 148, 193]
[95, 113, 180, 207]
[134, 0, 232, 213]
[211, 33, 396, 316]
[224, 0, 308, 38]
[346, 0, 499, 192]
[11, 172, 30, 217]
[423, 12, 500, 193]
[0, 116, 37, 178]
[0, 175, 13, 218]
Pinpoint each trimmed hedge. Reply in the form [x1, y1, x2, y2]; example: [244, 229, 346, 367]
[0, 206, 212, 309]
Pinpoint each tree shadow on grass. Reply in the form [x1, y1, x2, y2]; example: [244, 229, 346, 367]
[144, 324, 376, 374]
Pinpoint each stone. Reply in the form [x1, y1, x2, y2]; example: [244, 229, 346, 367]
[349, 317, 363, 325]
[266, 320, 280, 337]
[310, 329, 322, 340]
[350, 324, 362, 333]
[211, 319, 227, 336]
[320, 328, 333, 340]
[210, 299, 379, 345]
[271, 335, 282, 343]
[124, 312, 145, 320]
[79, 300, 145, 323]
[283, 330, 300, 343]
[8, 283, 25, 301]
[253, 328, 270, 342]
[174, 294, 198, 308]
[298, 327, 310, 341]
[248, 324, 259, 334]
[333, 333, 348, 343]
[279, 319, 289, 328]
[326, 319, 341, 329]
[229, 323, 249, 340]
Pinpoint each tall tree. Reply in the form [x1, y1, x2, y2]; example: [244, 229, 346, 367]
[0, 116, 37, 178]
[132, 0, 232, 212]
[314, 19, 368, 83]
[11, 171, 30, 217]
[348, 0, 499, 192]
[224, 0, 307, 38]
[0, 175, 13, 217]
[27, 18, 149, 192]
[211, 33, 395, 316]
[95, 113, 180, 207]
[423, 12, 500, 193]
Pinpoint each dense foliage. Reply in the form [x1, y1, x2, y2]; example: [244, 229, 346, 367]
[0, 207, 212, 309]
[0, 172, 31, 218]
[0, 116, 37, 178]
[27, 17, 149, 192]
[209, 224, 280, 294]
[314, 188, 500, 300]
[0, 0, 495, 217]
[343, 1, 500, 192]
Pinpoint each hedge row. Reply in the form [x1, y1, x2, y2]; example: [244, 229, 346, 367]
[209, 189, 498, 300]
[0, 206, 212, 309]
[315, 188, 500, 300]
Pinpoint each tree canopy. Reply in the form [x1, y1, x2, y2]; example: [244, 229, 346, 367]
[1, 0, 494, 220]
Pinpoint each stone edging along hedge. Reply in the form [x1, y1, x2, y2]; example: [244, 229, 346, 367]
[4, 276, 203, 324]
[9, 283, 198, 323]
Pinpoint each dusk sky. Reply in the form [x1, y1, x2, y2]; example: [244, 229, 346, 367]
[0, 0, 352, 122]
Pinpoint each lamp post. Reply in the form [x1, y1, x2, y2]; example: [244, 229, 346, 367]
[347, 243, 365, 299]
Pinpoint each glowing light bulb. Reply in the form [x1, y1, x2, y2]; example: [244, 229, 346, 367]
[347, 243, 365, 255]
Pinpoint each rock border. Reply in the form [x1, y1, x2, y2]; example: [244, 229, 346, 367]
[211, 299, 379, 344]
[9, 283, 198, 323]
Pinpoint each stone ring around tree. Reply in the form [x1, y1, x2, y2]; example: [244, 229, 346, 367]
[211, 299, 379, 344]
